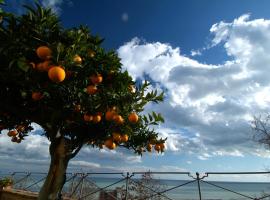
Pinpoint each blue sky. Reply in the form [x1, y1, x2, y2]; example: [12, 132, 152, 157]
[3, 0, 270, 182]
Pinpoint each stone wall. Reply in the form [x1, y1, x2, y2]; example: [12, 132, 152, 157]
[0, 189, 76, 200]
[0, 189, 37, 200]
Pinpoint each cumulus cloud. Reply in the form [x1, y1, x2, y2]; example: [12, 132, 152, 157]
[118, 14, 270, 160]
[3, 14, 270, 173]
[0, 131, 142, 172]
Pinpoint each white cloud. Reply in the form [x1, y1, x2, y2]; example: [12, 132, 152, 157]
[4, 14, 270, 173]
[41, 0, 71, 14]
[190, 50, 202, 56]
[69, 160, 100, 168]
[117, 14, 270, 159]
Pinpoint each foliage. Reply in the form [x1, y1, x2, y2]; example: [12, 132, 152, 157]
[0, 177, 13, 187]
[252, 115, 270, 149]
[0, 3, 165, 155]
[120, 172, 167, 200]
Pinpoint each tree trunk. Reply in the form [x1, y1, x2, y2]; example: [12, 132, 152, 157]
[38, 137, 70, 200]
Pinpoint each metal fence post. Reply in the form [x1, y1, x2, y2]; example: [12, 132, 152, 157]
[196, 172, 202, 200]
[79, 173, 86, 199]
[125, 172, 130, 200]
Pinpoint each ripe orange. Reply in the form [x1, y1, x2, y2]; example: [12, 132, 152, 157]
[159, 143, 165, 150]
[7, 130, 18, 137]
[73, 55, 82, 64]
[104, 139, 116, 150]
[147, 144, 152, 152]
[114, 115, 124, 125]
[128, 112, 139, 123]
[154, 144, 161, 152]
[86, 85, 98, 95]
[93, 114, 102, 123]
[36, 61, 51, 72]
[11, 136, 18, 143]
[32, 92, 43, 101]
[48, 66, 66, 83]
[112, 132, 122, 143]
[36, 46, 52, 60]
[83, 114, 93, 122]
[90, 74, 103, 84]
[105, 110, 116, 121]
[121, 134, 129, 142]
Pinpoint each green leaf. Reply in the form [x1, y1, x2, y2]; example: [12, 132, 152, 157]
[17, 59, 29, 72]
[148, 114, 153, 122]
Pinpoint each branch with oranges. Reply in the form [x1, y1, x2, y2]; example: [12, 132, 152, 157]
[0, 4, 166, 155]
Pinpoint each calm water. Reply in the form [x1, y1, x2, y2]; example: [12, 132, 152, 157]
[87, 177, 270, 200]
[3, 173, 270, 200]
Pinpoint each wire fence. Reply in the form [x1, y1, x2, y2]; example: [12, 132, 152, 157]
[1, 171, 270, 200]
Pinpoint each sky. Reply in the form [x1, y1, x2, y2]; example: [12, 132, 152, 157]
[3, 0, 270, 182]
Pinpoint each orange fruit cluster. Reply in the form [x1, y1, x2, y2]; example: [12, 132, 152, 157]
[83, 113, 102, 123]
[86, 74, 103, 95]
[103, 133, 129, 150]
[7, 124, 27, 143]
[33, 46, 66, 83]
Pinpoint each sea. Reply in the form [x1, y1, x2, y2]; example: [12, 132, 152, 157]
[89, 177, 270, 200]
[2, 173, 270, 200]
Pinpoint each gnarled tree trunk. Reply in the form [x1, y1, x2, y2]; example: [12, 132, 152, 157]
[38, 137, 80, 200]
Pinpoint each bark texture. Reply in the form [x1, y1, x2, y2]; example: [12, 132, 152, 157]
[38, 137, 70, 200]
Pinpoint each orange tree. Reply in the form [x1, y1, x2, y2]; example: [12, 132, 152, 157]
[0, 3, 165, 200]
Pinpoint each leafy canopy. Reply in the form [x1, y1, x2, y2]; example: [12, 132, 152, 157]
[0, 3, 165, 154]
